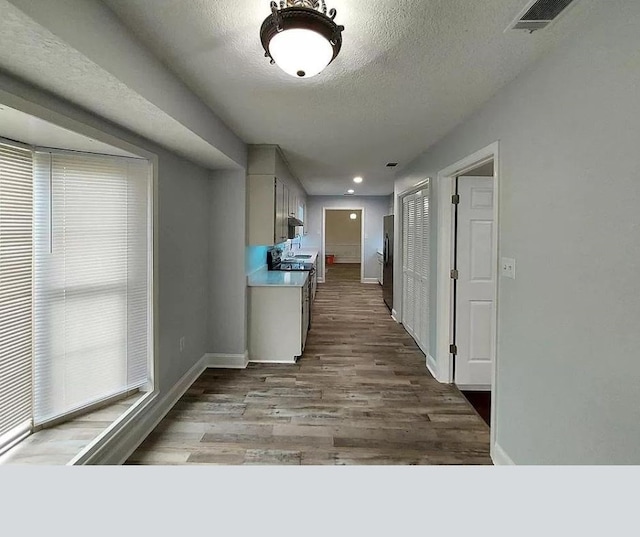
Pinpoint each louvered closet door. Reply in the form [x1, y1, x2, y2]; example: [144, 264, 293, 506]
[33, 152, 151, 425]
[414, 192, 423, 342]
[401, 188, 430, 355]
[402, 196, 411, 336]
[402, 194, 416, 337]
[417, 192, 430, 351]
[0, 142, 33, 451]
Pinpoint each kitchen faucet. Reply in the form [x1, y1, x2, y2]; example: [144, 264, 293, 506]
[284, 236, 303, 258]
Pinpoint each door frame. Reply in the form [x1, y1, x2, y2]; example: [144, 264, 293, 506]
[435, 142, 500, 448]
[321, 207, 366, 283]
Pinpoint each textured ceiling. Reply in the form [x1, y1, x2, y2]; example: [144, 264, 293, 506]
[102, 0, 592, 195]
[0, 0, 238, 170]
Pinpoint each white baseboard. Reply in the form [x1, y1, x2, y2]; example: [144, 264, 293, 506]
[249, 358, 297, 364]
[426, 354, 439, 381]
[492, 442, 515, 465]
[72, 354, 208, 465]
[318, 278, 325, 284]
[362, 278, 379, 284]
[206, 351, 249, 369]
[391, 309, 399, 322]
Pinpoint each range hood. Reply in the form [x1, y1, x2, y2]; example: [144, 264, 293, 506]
[288, 216, 304, 227]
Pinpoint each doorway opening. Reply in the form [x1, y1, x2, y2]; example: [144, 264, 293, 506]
[321, 208, 364, 284]
[435, 143, 499, 444]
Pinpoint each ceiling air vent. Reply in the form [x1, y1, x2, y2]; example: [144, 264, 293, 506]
[508, 0, 578, 32]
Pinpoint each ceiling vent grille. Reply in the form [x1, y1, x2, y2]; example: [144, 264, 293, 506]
[508, 0, 577, 32]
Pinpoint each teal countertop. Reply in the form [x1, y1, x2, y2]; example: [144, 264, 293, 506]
[247, 268, 309, 288]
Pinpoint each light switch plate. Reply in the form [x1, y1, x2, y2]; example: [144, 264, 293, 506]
[501, 257, 516, 279]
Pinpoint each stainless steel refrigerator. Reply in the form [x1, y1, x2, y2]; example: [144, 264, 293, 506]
[382, 215, 394, 311]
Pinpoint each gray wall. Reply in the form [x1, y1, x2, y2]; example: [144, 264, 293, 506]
[209, 169, 248, 355]
[395, 0, 640, 464]
[302, 196, 389, 281]
[157, 153, 210, 390]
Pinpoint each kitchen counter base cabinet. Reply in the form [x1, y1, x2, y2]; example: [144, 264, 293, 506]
[249, 283, 309, 364]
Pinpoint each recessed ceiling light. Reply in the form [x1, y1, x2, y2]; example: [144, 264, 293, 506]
[350, 213, 358, 220]
[353, 177, 363, 184]
[347, 189, 355, 194]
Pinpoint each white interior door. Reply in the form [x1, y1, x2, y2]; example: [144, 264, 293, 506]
[455, 177, 495, 387]
[402, 188, 430, 355]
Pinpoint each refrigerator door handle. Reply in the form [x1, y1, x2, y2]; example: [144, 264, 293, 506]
[384, 235, 389, 264]
[383, 236, 386, 263]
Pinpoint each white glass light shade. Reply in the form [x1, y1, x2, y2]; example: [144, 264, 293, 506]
[269, 28, 333, 78]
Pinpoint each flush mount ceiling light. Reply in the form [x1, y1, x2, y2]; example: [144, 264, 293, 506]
[350, 213, 358, 220]
[353, 176, 363, 184]
[260, 0, 345, 79]
[347, 189, 355, 194]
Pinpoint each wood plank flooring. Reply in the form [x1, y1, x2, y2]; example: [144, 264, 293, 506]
[127, 264, 491, 465]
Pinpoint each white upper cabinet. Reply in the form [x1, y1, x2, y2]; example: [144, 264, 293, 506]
[247, 145, 307, 246]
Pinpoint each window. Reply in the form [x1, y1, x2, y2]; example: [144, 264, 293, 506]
[0, 139, 152, 453]
[33, 151, 151, 425]
[0, 142, 33, 452]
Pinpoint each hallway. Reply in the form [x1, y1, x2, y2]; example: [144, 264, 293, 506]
[127, 266, 491, 465]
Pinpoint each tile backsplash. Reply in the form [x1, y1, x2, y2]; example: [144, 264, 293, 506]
[245, 241, 290, 275]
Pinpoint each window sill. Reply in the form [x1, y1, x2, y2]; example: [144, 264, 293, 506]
[0, 392, 147, 465]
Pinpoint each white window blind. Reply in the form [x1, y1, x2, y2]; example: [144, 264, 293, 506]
[0, 141, 33, 452]
[33, 151, 151, 425]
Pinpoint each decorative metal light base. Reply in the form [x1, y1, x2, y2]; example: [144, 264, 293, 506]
[260, 0, 345, 78]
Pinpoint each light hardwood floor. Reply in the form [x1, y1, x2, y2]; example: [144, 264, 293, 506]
[127, 264, 491, 465]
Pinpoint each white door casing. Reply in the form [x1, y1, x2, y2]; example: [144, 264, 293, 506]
[455, 177, 495, 387]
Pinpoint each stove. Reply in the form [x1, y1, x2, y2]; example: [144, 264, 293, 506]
[267, 249, 314, 272]
[279, 261, 314, 271]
